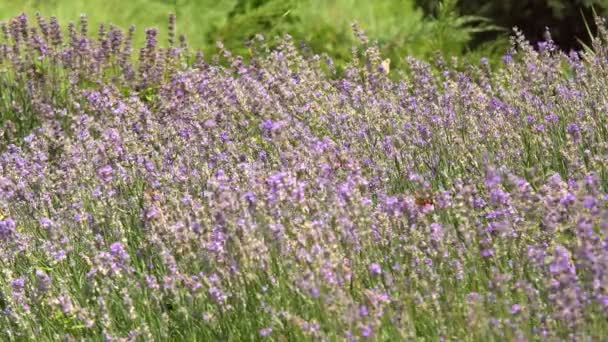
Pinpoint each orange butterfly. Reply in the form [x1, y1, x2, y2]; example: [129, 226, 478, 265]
[414, 191, 435, 211]
[415, 196, 434, 207]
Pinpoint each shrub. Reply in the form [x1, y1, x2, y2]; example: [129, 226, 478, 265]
[0, 12, 607, 340]
[414, 0, 606, 51]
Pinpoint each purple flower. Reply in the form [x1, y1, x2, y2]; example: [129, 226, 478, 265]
[582, 196, 596, 209]
[11, 277, 26, 292]
[544, 113, 559, 123]
[97, 165, 114, 183]
[145, 275, 160, 290]
[429, 222, 444, 241]
[598, 295, 608, 310]
[480, 249, 494, 258]
[39, 217, 53, 228]
[0, 217, 16, 240]
[468, 292, 483, 303]
[567, 123, 581, 142]
[260, 119, 275, 132]
[360, 325, 372, 337]
[559, 193, 576, 207]
[58, 294, 73, 314]
[549, 245, 574, 274]
[472, 197, 487, 209]
[485, 168, 502, 188]
[208, 286, 227, 304]
[259, 327, 272, 337]
[489, 188, 510, 206]
[144, 206, 160, 220]
[109, 242, 129, 262]
[510, 304, 521, 315]
[35, 270, 51, 294]
[369, 263, 382, 275]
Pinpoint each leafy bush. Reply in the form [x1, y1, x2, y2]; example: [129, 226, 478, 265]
[415, 0, 606, 50]
[208, 0, 503, 70]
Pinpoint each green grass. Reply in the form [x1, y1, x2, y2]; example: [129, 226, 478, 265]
[0, 0, 234, 51]
[0, 0, 505, 67]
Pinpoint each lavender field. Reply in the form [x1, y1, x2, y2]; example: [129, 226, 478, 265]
[0, 13, 607, 341]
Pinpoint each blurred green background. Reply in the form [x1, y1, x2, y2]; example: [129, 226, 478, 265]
[0, 0, 606, 68]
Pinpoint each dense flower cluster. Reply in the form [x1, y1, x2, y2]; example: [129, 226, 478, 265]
[0, 13, 607, 340]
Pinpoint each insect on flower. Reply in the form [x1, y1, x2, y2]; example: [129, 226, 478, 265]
[380, 58, 390, 75]
[414, 191, 435, 212]
[414, 195, 434, 207]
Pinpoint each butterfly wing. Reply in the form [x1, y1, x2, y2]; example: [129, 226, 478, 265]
[380, 58, 390, 75]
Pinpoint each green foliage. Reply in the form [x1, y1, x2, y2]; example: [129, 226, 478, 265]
[1, 0, 502, 73]
[406, 0, 504, 58]
[207, 0, 298, 58]
[415, 0, 608, 50]
[208, 0, 502, 70]
[0, 0, 233, 52]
